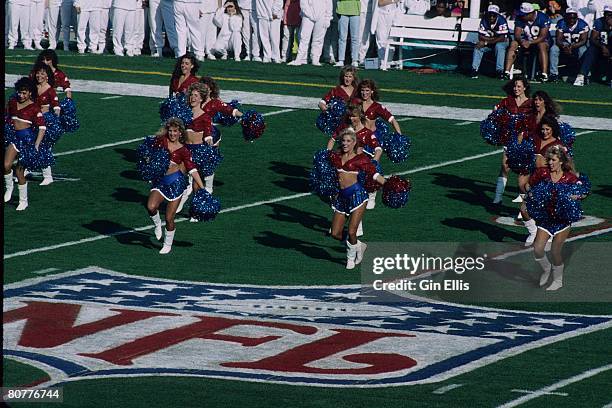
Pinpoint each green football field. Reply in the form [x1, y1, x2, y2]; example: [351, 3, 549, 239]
[3, 50, 612, 408]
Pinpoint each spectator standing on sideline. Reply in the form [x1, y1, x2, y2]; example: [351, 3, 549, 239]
[549, 8, 589, 81]
[60, 0, 76, 50]
[323, 0, 340, 64]
[97, 0, 112, 53]
[29, 0, 45, 49]
[174, 0, 205, 60]
[201, 0, 221, 60]
[288, 0, 333, 65]
[112, 0, 137, 56]
[238, 0, 262, 61]
[358, 0, 375, 64]
[45, 0, 63, 49]
[372, 0, 406, 66]
[147, 0, 164, 56]
[281, 0, 302, 62]
[255, 0, 283, 63]
[74, 0, 101, 54]
[212, 0, 244, 60]
[160, 0, 180, 56]
[7, 0, 31, 50]
[133, 0, 146, 55]
[471, 5, 509, 79]
[336, 0, 361, 67]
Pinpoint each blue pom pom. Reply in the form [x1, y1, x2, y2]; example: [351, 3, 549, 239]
[558, 122, 576, 149]
[525, 181, 553, 224]
[554, 184, 583, 224]
[383, 132, 411, 163]
[59, 98, 80, 133]
[316, 98, 347, 136]
[374, 119, 392, 147]
[479, 108, 526, 146]
[573, 173, 591, 197]
[506, 134, 535, 175]
[382, 176, 411, 209]
[309, 149, 339, 197]
[159, 94, 193, 126]
[41, 112, 65, 148]
[190, 189, 221, 221]
[136, 136, 170, 182]
[17, 144, 42, 171]
[186, 144, 223, 177]
[213, 99, 241, 127]
[4, 123, 16, 148]
[36, 147, 56, 169]
[241, 110, 265, 142]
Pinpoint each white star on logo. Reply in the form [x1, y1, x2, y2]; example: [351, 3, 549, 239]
[463, 312, 513, 320]
[415, 324, 458, 334]
[529, 318, 582, 327]
[204, 289, 258, 297]
[324, 291, 361, 300]
[483, 331, 531, 340]
[152, 301, 190, 310]
[140, 283, 190, 291]
[49, 284, 98, 292]
[23, 291, 61, 298]
[440, 318, 486, 327]
[506, 324, 555, 333]
[113, 290, 162, 298]
[78, 278, 129, 286]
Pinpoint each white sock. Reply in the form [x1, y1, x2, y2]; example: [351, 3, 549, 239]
[355, 240, 367, 265]
[159, 228, 175, 254]
[546, 264, 564, 291]
[493, 176, 507, 203]
[524, 219, 537, 234]
[4, 171, 14, 202]
[357, 221, 363, 237]
[16, 183, 28, 211]
[535, 256, 551, 286]
[150, 212, 162, 240]
[346, 241, 358, 269]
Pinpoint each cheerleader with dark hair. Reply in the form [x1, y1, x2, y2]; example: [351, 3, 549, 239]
[4, 77, 46, 211]
[329, 128, 386, 269]
[489, 76, 534, 205]
[353, 79, 402, 134]
[169, 53, 200, 97]
[318, 65, 358, 112]
[34, 49, 72, 98]
[146, 118, 204, 254]
[33, 63, 62, 186]
[525, 145, 587, 290]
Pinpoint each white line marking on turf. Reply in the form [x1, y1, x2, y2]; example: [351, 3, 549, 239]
[100, 95, 123, 100]
[31, 268, 60, 274]
[397, 117, 414, 122]
[510, 389, 568, 397]
[576, 130, 594, 135]
[455, 121, 475, 126]
[54, 108, 294, 157]
[433, 384, 465, 394]
[497, 363, 612, 408]
[602, 401, 612, 408]
[398, 149, 503, 175]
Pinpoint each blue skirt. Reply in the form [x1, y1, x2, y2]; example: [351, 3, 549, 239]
[151, 171, 188, 201]
[332, 183, 369, 216]
[538, 222, 570, 237]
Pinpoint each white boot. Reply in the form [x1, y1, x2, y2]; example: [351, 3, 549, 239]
[204, 174, 214, 194]
[355, 240, 367, 265]
[544, 236, 553, 252]
[493, 176, 507, 204]
[357, 221, 363, 237]
[40, 166, 54, 185]
[16, 183, 28, 211]
[535, 256, 552, 287]
[150, 212, 163, 240]
[4, 171, 14, 202]
[512, 194, 524, 203]
[546, 264, 564, 291]
[346, 241, 358, 269]
[176, 184, 192, 213]
[366, 191, 377, 209]
[159, 228, 175, 254]
[524, 219, 537, 247]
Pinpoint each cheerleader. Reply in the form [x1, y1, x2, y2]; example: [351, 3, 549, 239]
[147, 118, 204, 254]
[211, 0, 244, 61]
[491, 77, 534, 205]
[33, 63, 61, 186]
[353, 78, 401, 134]
[35, 50, 73, 99]
[519, 116, 567, 245]
[169, 53, 200, 97]
[328, 104, 382, 161]
[525, 145, 585, 290]
[328, 128, 386, 269]
[318, 65, 358, 112]
[4, 77, 46, 211]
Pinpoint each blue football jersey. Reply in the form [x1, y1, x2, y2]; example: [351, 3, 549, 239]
[479, 15, 510, 38]
[556, 18, 589, 45]
[593, 16, 611, 46]
[516, 11, 551, 41]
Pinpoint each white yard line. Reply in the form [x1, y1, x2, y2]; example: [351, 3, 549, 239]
[455, 121, 475, 126]
[497, 363, 612, 408]
[54, 108, 295, 157]
[4, 150, 504, 260]
[510, 389, 568, 397]
[432, 384, 465, 394]
[100, 95, 123, 100]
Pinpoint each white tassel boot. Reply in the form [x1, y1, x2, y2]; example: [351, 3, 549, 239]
[346, 241, 358, 270]
[546, 264, 564, 291]
[524, 219, 537, 247]
[535, 256, 552, 287]
[355, 240, 367, 265]
[366, 191, 377, 209]
[357, 221, 363, 237]
[16, 183, 28, 211]
[159, 228, 175, 254]
[204, 174, 214, 194]
[150, 212, 163, 240]
[492, 176, 507, 204]
[40, 166, 54, 185]
[4, 171, 14, 202]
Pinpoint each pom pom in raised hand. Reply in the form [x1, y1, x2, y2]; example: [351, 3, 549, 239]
[136, 136, 170, 182]
[309, 149, 339, 197]
[383, 132, 411, 163]
[374, 118, 392, 147]
[186, 143, 223, 177]
[59, 98, 80, 133]
[558, 122, 576, 155]
[213, 100, 241, 127]
[505, 134, 535, 175]
[382, 175, 411, 209]
[480, 108, 525, 146]
[241, 110, 265, 142]
[316, 98, 347, 136]
[159, 94, 193, 126]
[190, 189, 221, 222]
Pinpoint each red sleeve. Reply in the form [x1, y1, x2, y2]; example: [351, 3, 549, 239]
[49, 88, 60, 108]
[332, 122, 349, 140]
[180, 147, 197, 173]
[376, 103, 393, 121]
[329, 151, 341, 169]
[529, 167, 548, 187]
[561, 172, 579, 184]
[363, 132, 381, 150]
[56, 70, 71, 90]
[356, 154, 378, 176]
[495, 97, 511, 111]
[213, 99, 235, 117]
[322, 88, 335, 103]
[34, 107, 46, 128]
[7, 99, 17, 118]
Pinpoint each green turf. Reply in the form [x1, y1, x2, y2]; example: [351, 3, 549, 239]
[3, 359, 49, 388]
